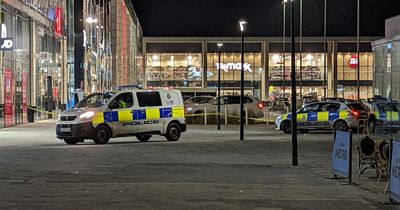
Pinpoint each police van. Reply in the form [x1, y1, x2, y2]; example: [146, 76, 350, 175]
[56, 89, 187, 144]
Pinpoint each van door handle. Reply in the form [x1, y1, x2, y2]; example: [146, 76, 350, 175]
[130, 110, 135, 113]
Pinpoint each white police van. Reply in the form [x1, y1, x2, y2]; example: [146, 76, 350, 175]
[56, 89, 186, 144]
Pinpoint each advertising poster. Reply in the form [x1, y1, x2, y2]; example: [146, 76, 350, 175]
[22, 72, 28, 123]
[390, 141, 400, 203]
[332, 131, 352, 182]
[4, 68, 13, 127]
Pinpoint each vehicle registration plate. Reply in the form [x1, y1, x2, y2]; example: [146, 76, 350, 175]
[60, 127, 71, 132]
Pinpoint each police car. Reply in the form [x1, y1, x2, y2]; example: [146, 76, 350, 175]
[275, 101, 368, 133]
[368, 101, 399, 129]
[56, 89, 187, 144]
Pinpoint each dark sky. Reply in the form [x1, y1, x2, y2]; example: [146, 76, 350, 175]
[131, 0, 400, 37]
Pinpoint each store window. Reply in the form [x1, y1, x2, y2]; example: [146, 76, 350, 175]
[207, 53, 262, 82]
[146, 53, 202, 88]
[268, 53, 325, 81]
[337, 52, 373, 81]
[35, 26, 63, 120]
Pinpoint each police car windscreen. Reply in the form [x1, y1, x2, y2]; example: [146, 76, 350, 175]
[76, 93, 114, 108]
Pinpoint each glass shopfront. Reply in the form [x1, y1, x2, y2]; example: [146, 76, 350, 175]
[35, 26, 63, 120]
[0, 8, 30, 127]
[146, 53, 202, 88]
[206, 52, 263, 97]
[337, 52, 374, 99]
[268, 52, 326, 100]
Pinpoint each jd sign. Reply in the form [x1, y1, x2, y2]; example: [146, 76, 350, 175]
[215, 63, 252, 72]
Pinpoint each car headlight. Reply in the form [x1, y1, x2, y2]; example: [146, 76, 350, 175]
[186, 107, 193, 112]
[57, 114, 61, 121]
[79, 111, 95, 119]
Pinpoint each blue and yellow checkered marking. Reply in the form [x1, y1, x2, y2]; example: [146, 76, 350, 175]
[279, 110, 350, 126]
[92, 106, 184, 125]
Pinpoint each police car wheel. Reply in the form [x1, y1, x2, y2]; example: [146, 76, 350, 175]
[64, 138, 80, 145]
[166, 123, 181, 141]
[93, 125, 110, 144]
[137, 135, 151, 142]
[281, 121, 291, 134]
[333, 120, 348, 132]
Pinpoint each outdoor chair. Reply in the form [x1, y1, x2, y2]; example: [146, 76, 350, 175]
[356, 135, 378, 177]
[375, 140, 389, 183]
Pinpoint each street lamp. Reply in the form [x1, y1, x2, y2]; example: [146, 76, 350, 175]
[356, 0, 360, 100]
[239, 20, 247, 141]
[289, 0, 298, 166]
[217, 43, 223, 130]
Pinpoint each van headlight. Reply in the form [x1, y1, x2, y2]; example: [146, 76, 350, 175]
[57, 114, 61, 121]
[79, 111, 95, 119]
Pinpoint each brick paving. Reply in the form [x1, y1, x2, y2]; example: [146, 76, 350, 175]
[0, 120, 398, 209]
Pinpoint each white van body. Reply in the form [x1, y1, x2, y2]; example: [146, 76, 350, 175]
[56, 89, 186, 144]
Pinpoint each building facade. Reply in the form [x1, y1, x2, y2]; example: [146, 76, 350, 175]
[143, 37, 377, 101]
[0, 0, 67, 128]
[372, 15, 400, 102]
[68, 0, 144, 102]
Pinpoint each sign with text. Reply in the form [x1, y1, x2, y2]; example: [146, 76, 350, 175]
[390, 141, 400, 203]
[332, 131, 352, 183]
[215, 63, 252, 72]
[349, 55, 358, 69]
[0, 38, 13, 51]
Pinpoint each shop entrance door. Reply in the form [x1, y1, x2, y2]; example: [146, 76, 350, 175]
[47, 76, 53, 118]
[14, 69, 23, 125]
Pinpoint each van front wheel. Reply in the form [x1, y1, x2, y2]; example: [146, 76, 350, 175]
[93, 125, 110, 144]
[165, 122, 181, 141]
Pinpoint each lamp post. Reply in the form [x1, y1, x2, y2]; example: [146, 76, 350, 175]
[356, 0, 360, 100]
[239, 20, 247, 141]
[282, 0, 287, 98]
[323, 0, 327, 99]
[290, 0, 298, 166]
[217, 43, 223, 130]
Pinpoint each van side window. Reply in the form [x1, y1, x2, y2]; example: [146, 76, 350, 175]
[109, 92, 133, 109]
[137, 92, 162, 107]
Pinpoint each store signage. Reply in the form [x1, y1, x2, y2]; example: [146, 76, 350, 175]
[0, 38, 13, 51]
[215, 63, 252, 72]
[332, 131, 352, 183]
[349, 55, 358, 69]
[54, 7, 63, 35]
[390, 141, 400, 203]
[21, 0, 50, 16]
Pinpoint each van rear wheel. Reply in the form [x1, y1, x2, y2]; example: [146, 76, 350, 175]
[165, 122, 181, 141]
[137, 135, 151, 142]
[93, 125, 110, 144]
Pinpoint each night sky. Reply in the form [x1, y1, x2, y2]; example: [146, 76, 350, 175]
[131, 0, 400, 37]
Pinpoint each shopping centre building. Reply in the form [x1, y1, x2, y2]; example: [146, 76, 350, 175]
[144, 36, 378, 101]
[0, 0, 143, 128]
[372, 15, 400, 102]
[0, 0, 67, 128]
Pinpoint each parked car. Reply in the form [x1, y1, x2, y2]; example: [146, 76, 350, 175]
[184, 96, 215, 105]
[368, 101, 400, 129]
[185, 95, 265, 118]
[275, 101, 368, 133]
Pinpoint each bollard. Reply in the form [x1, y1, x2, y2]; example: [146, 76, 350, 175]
[224, 106, 228, 125]
[204, 106, 207, 125]
[245, 106, 248, 126]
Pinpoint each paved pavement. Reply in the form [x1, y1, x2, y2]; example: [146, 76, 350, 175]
[0, 120, 398, 210]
